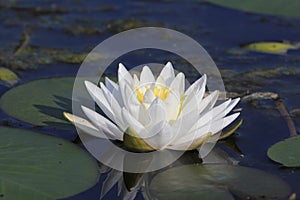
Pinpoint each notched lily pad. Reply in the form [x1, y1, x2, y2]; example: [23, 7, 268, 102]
[0, 126, 99, 200]
[150, 164, 291, 200]
[267, 135, 300, 167]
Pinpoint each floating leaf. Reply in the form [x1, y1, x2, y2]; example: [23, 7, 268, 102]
[150, 164, 291, 200]
[206, 0, 300, 18]
[0, 67, 19, 86]
[0, 77, 75, 130]
[0, 126, 99, 200]
[267, 135, 300, 167]
[243, 42, 299, 54]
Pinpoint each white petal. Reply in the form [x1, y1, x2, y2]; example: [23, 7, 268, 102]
[144, 121, 173, 150]
[105, 77, 124, 107]
[159, 62, 175, 85]
[215, 98, 240, 120]
[121, 108, 148, 138]
[85, 81, 115, 123]
[63, 112, 108, 139]
[175, 113, 240, 145]
[133, 74, 139, 87]
[142, 89, 156, 107]
[184, 74, 207, 96]
[145, 98, 167, 132]
[170, 110, 199, 142]
[192, 99, 231, 130]
[105, 77, 118, 93]
[198, 90, 219, 114]
[120, 82, 139, 110]
[164, 90, 180, 121]
[208, 113, 240, 134]
[170, 72, 185, 95]
[82, 106, 123, 141]
[140, 66, 155, 86]
[118, 63, 133, 86]
[122, 83, 146, 122]
[100, 82, 127, 131]
[118, 64, 134, 105]
[155, 75, 166, 87]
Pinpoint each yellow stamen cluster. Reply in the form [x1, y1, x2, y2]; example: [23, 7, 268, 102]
[136, 85, 170, 103]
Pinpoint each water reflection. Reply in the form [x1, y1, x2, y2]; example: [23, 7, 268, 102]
[98, 146, 242, 200]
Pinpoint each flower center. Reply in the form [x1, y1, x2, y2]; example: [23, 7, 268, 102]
[135, 85, 170, 103]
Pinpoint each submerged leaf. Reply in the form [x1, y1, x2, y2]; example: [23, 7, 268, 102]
[150, 164, 291, 200]
[267, 135, 300, 167]
[0, 126, 99, 200]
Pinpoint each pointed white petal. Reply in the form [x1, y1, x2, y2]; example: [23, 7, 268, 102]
[215, 98, 240, 120]
[105, 77, 118, 93]
[118, 63, 133, 86]
[159, 62, 175, 85]
[142, 89, 156, 106]
[63, 112, 108, 139]
[82, 106, 123, 141]
[133, 74, 139, 87]
[192, 99, 231, 130]
[100, 82, 127, 131]
[140, 66, 155, 86]
[198, 90, 219, 114]
[184, 74, 207, 96]
[175, 113, 240, 145]
[118, 64, 133, 105]
[164, 90, 180, 121]
[121, 83, 146, 122]
[155, 75, 166, 87]
[84, 81, 116, 123]
[170, 72, 185, 95]
[105, 77, 124, 107]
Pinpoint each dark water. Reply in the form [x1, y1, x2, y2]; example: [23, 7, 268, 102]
[0, 0, 300, 199]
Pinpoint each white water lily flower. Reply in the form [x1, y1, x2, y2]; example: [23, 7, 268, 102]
[65, 62, 240, 151]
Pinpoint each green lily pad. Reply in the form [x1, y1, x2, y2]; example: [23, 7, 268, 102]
[206, 0, 300, 18]
[0, 77, 75, 130]
[0, 126, 99, 200]
[150, 164, 291, 200]
[267, 135, 300, 167]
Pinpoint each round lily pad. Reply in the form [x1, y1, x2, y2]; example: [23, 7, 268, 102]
[206, 0, 300, 18]
[0, 77, 75, 130]
[267, 135, 300, 167]
[0, 126, 99, 200]
[149, 164, 291, 200]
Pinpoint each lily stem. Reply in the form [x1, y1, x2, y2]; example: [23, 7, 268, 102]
[274, 98, 297, 137]
[14, 32, 30, 56]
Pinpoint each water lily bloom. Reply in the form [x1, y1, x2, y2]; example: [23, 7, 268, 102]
[65, 62, 240, 151]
